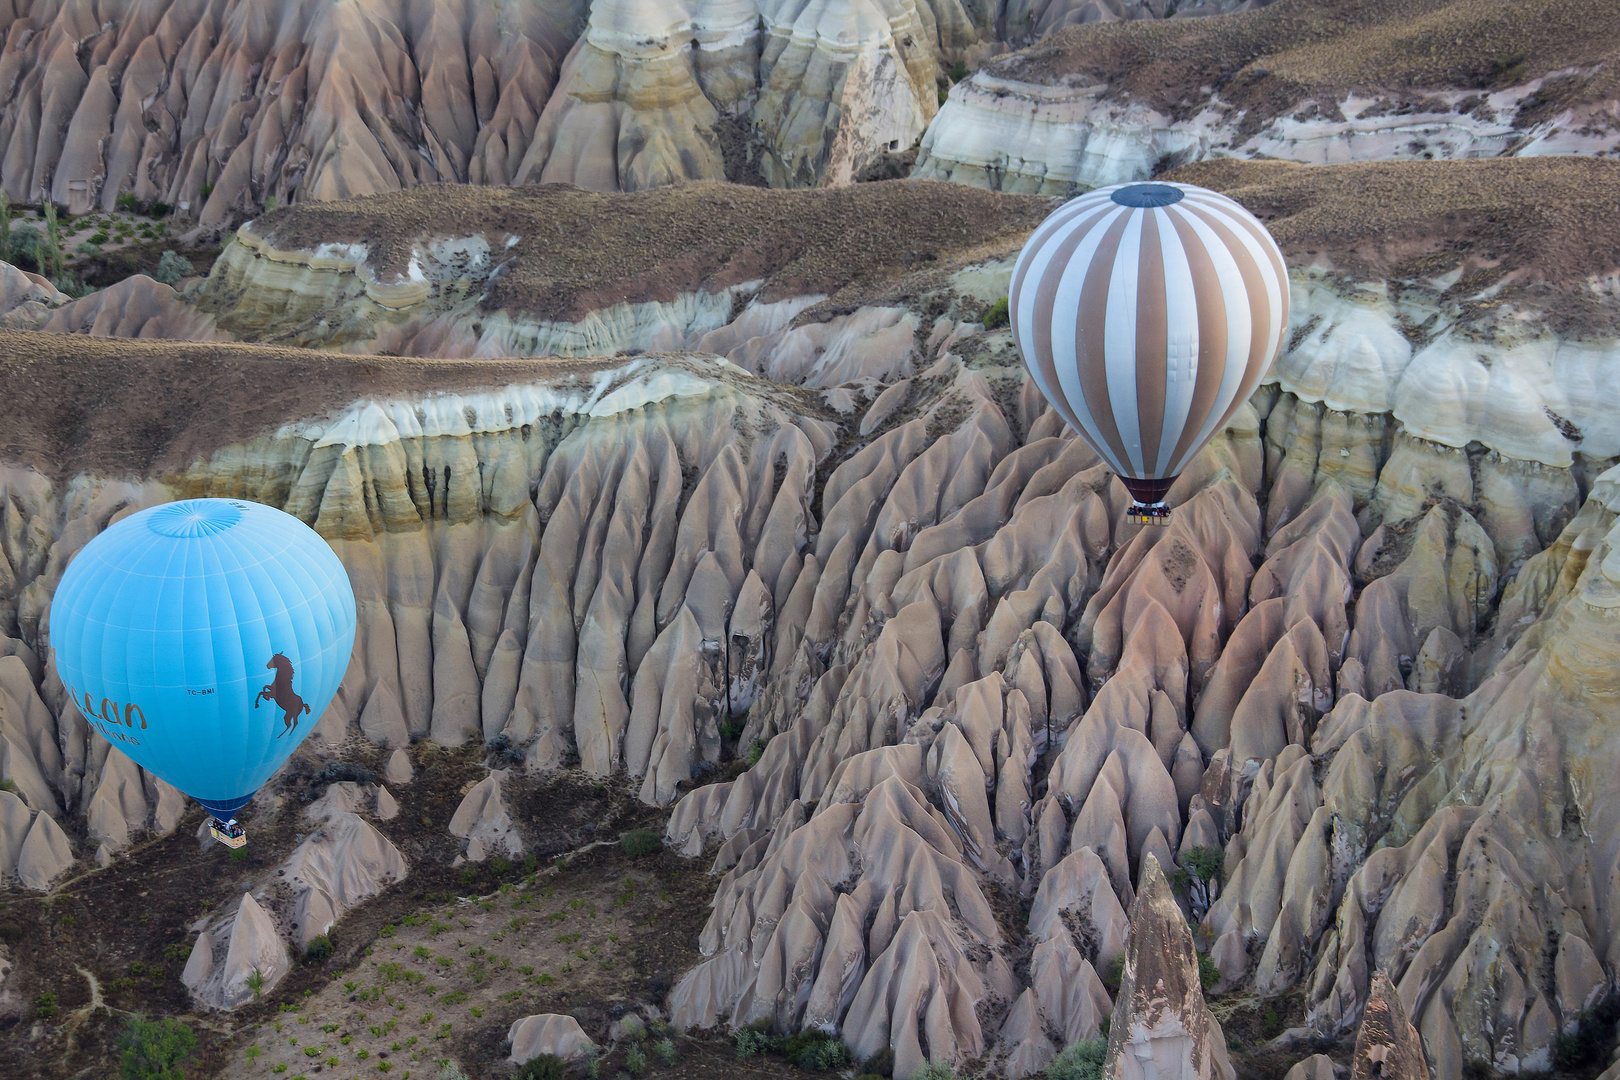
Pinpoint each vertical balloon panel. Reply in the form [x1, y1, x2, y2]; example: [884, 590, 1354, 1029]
[51, 499, 356, 817]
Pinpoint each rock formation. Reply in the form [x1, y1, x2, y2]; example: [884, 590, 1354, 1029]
[508, 1012, 597, 1064]
[0, 157, 1617, 1074]
[0, 0, 1042, 218]
[1103, 854, 1234, 1080]
[282, 783, 408, 948]
[182, 892, 292, 1009]
[194, 180, 1050, 358]
[449, 772, 524, 862]
[917, 0, 1620, 192]
[1350, 972, 1429, 1080]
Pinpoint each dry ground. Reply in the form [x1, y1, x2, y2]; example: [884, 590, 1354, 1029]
[0, 330, 623, 480]
[1169, 156, 1620, 333]
[225, 180, 1056, 321]
[0, 742, 808, 1080]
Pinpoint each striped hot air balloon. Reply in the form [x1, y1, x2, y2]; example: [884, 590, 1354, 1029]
[1010, 181, 1289, 524]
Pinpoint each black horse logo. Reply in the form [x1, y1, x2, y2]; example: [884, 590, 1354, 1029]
[255, 653, 310, 736]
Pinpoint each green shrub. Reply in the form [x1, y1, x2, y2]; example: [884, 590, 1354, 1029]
[1046, 1038, 1106, 1080]
[1197, 952, 1219, 992]
[982, 296, 1010, 330]
[734, 1025, 782, 1057]
[11, 223, 40, 270]
[862, 1047, 896, 1076]
[89, 231, 109, 244]
[304, 935, 333, 964]
[915, 1065, 962, 1080]
[784, 1029, 850, 1071]
[619, 828, 662, 858]
[154, 249, 193, 285]
[41, 203, 61, 280]
[0, 921, 21, 943]
[746, 739, 767, 767]
[653, 1037, 677, 1064]
[1103, 955, 1125, 991]
[34, 991, 59, 1020]
[624, 1043, 647, 1076]
[246, 968, 267, 998]
[75, 241, 101, 256]
[119, 1016, 198, 1080]
[949, 61, 970, 83]
[517, 1055, 565, 1080]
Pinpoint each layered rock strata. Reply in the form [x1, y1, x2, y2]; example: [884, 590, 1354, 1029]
[916, 0, 1620, 192]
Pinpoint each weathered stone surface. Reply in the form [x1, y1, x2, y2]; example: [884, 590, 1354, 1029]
[508, 1012, 596, 1064]
[1103, 854, 1235, 1080]
[1350, 971, 1428, 1080]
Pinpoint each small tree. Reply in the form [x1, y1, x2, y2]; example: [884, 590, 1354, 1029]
[40, 202, 62, 281]
[119, 1015, 198, 1080]
[1178, 846, 1225, 921]
[246, 967, 266, 999]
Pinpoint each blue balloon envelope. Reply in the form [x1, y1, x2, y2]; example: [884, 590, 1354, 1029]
[50, 499, 356, 823]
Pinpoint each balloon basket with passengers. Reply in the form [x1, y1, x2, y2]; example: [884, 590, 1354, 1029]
[1009, 182, 1288, 524]
[51, 499, 358, 850]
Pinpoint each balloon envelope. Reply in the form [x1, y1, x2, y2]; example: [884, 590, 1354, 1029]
[51, 499, 356, 820]
[1010, 181, 1289, 505]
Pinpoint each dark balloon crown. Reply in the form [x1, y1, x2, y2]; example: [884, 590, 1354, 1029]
[1110, 183, 1185, 208]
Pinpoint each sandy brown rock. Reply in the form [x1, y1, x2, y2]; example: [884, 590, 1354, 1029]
[1104, 854, 1235, 1080]
[1351, 971, 1428, 1080]
[508, 1012, 596, 1063]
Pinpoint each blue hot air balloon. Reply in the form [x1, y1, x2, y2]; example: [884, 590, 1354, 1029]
[50, 499, 356, 845]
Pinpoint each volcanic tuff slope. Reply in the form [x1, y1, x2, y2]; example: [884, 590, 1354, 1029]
[0, 160, 1617, 1080]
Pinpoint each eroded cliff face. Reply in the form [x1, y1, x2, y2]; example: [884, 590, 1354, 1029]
[1, 161, 1618, 1078]
[0, 0, 1285, 219]
[0, 0, 986, 220]
[915, 0, 1620, 193]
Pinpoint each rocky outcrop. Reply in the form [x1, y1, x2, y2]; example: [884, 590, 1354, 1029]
[281, 784, 408, 948]
[916, 0, 1620, 192]
[1103, 854, 1235, 1080]
[193, 180, 1049, 359]
[0, 0, 583, 222]
[182, 892, 292, 1009]
[0, 0, 1000, 217]
[36, 276, 227, 341]
[449, 773, 524, 862]
[1351, 972, 1429, 1080]
[508, 1013, 597, 1064]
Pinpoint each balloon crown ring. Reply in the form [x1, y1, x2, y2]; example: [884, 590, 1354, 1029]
[1110, 183, 1185, 208]
[147, 499, 249, 537]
